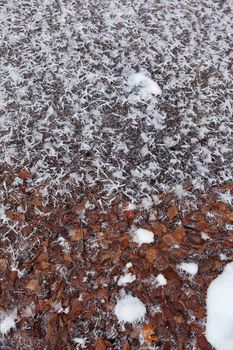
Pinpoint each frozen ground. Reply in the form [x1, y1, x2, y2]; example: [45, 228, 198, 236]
[0, 0, 232, 207]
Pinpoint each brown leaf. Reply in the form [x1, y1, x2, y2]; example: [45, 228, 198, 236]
[64, 255, 73, 262]
[225, 212, 233, 223]
[162, 233, 175, 245]
[18, 169, 33, 180]
[172, 225, 186, 243]
[0, 258, 8, 271]
[219, 182, 233, 191]
[6, 211, 25, 222]
[26, 278, 39, 291]
[142, 324, 158, 344]
[70, 229, 84, 241]
[123, 340, 131, 350]
[39, 261, 50, 270]
[167, 204, 178, 220]
[124, 210, 136, 222]
[95, 338, 106, 350]
[113, 249, 121, 263]
[145, 247, 158, 263]
[37, 252, 48, 263]
[70, 300, 82, 319]
[197, 335, 211, 349]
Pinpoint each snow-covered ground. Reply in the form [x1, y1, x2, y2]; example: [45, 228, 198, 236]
[0, 0, 232, 207]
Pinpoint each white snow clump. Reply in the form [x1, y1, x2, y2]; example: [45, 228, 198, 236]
[132, 228, 154, 246]
[178, 262, 198, 276]
[128, 72, 161, 101]
[115, 295, 146, 323]
[155, 274, 167, 287]
[117, 273, 136, 286]
[206, 262, 233, 350]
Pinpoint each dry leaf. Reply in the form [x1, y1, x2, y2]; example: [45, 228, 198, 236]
[146, 247, 158, 263]
[225, 213, 233, 223]
[142, 324, 158, 344]
[26, 279, 39, 291]
[219, 182, 233, 191]
[95, 338, 106, 350]
[172, 225, 186, 243]
[18, 169, 33, 180]
[123, 340, 130, 350]
[162, 233, 175, 245]
[70, 229, 84, 241]
[113, 249, 121, 263]
[167, 204, 178, 220]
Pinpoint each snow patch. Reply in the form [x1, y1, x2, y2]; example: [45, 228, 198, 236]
[206, 262, 233, 350]
[178, 262, 198, 276]
[117, 273, 136, 286]
[132, 228, 154, 246]
[155, 274, 167, 287]
[115, 295, 146, 323]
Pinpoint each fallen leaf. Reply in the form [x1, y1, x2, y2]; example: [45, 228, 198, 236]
[18, 169, 33, 180]
[167, 204, 178, 220]
[70, 229, 84, 241]
[219, 182, 233, 191]
[26, 279, 39, 291]
[172, 225, 186, 243]
[142, 324, 158, 344]
[123, 340, 130, 350]
[113, 249, 121, 263]
[145, 247, 158, 263]
[95, 338, 106, 350]
[70, 300, 82, 319]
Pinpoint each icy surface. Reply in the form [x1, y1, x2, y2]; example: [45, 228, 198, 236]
[178, 262, 198, 276]
[0, 0, 232, 205]
[206, 262, 233, 350]
[115, 295, 146, 323]
[132, 228, 154, 246]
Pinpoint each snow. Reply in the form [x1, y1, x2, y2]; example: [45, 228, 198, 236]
[206, 262, 233, 350]
[115, 295, 146, 323]
[127, 72, 162, 102]
[0, 308, 17, 335]
[117, 273, 136, 286]
[155, 274, 167, 287]
[132, 228, 154, 246]
[178, 262, 198, 276]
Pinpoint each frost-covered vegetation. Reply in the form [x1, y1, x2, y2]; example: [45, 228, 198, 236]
[0, 0, 232, 206]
